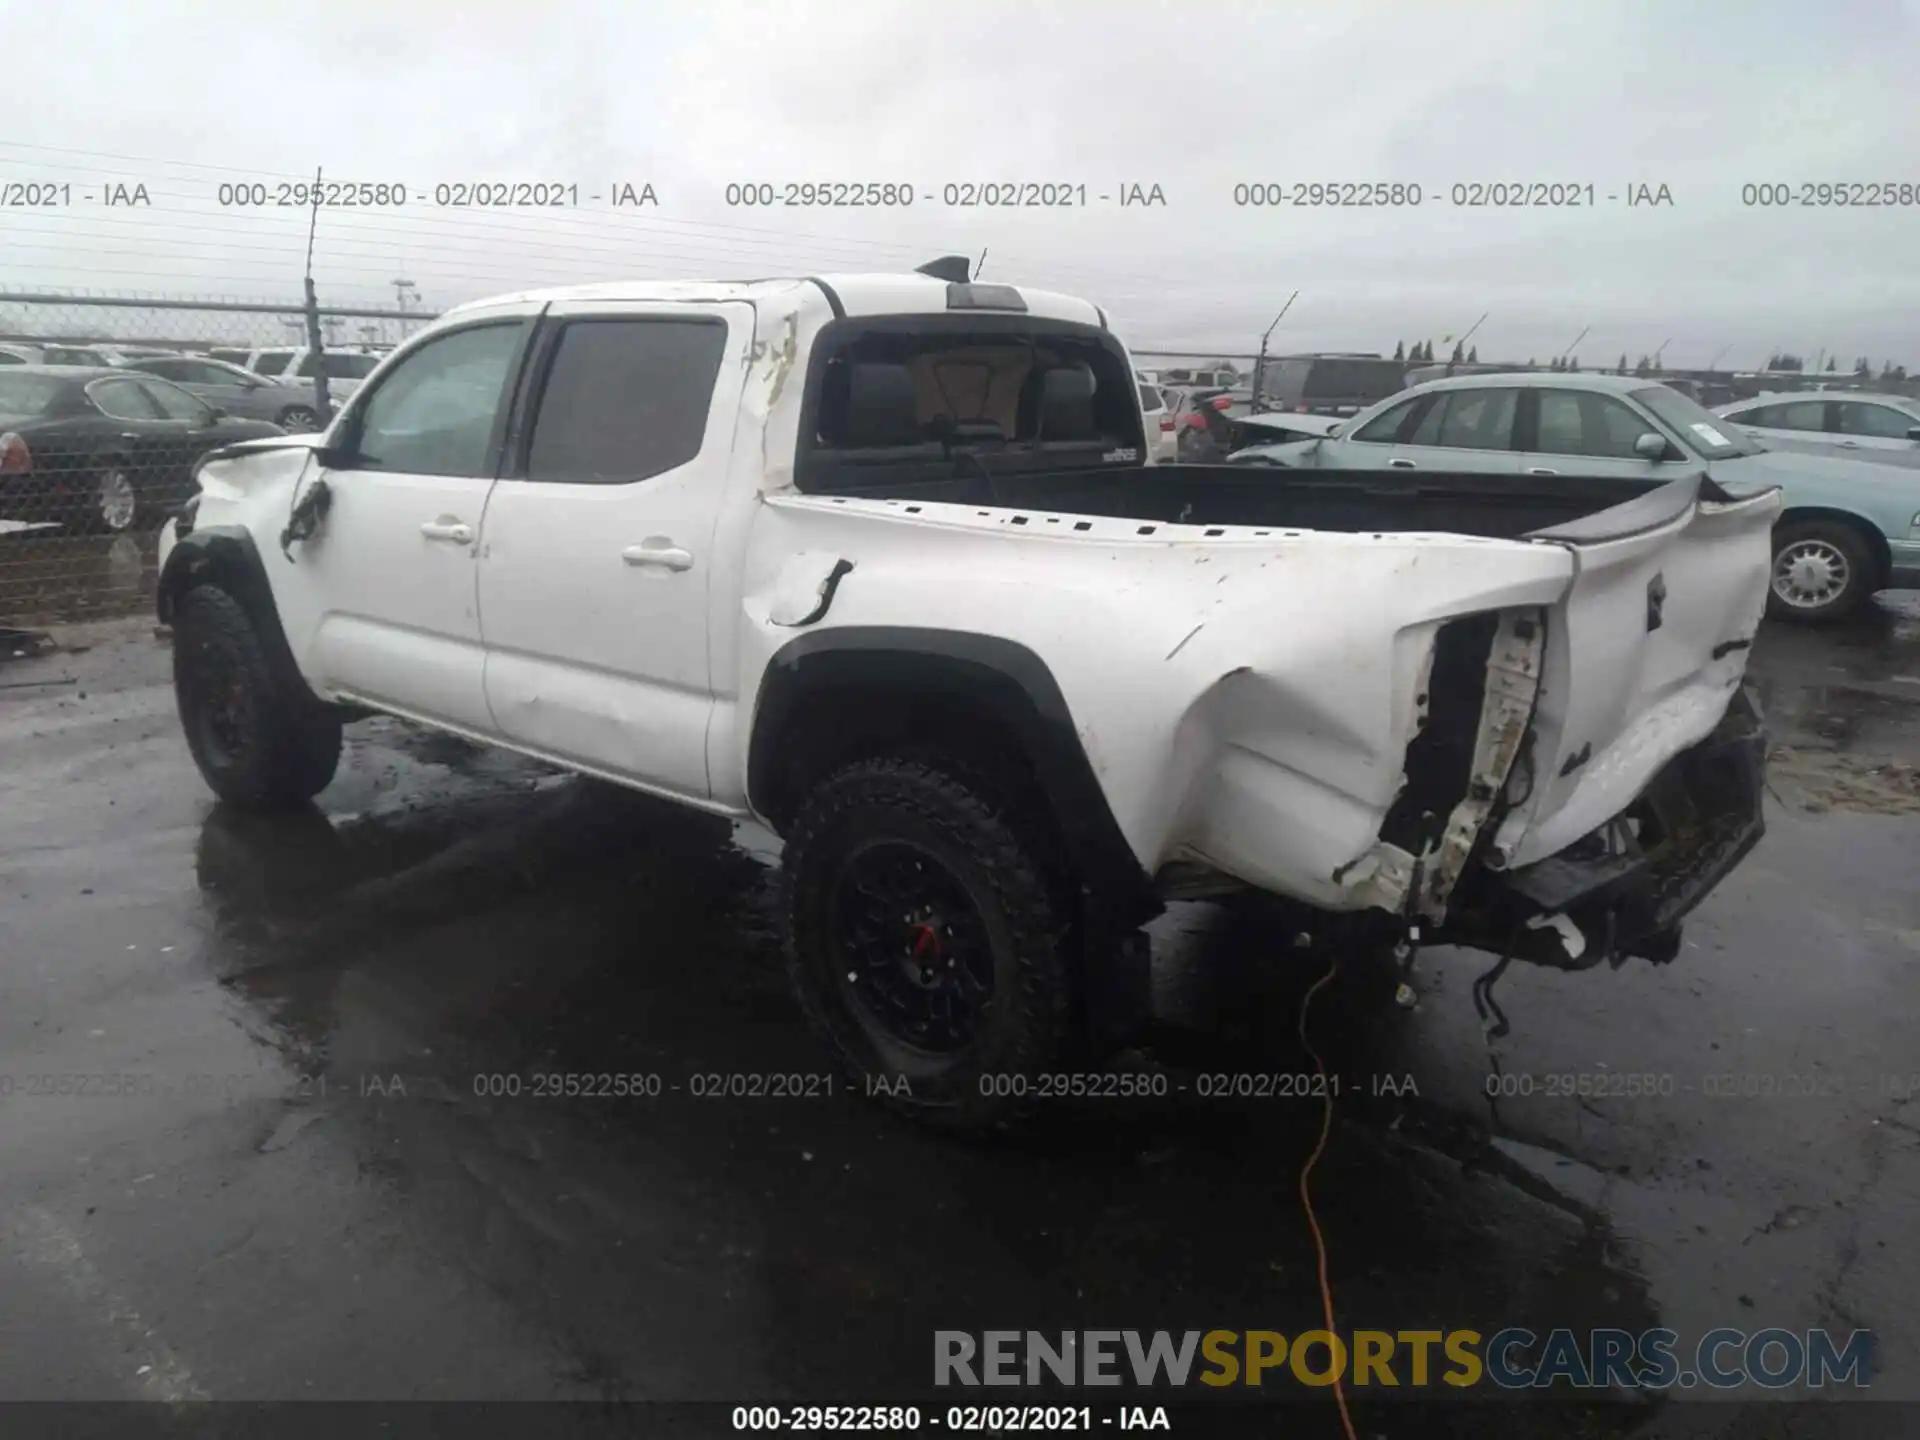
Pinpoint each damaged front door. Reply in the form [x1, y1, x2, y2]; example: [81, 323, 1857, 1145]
[285, 312, 533, 731]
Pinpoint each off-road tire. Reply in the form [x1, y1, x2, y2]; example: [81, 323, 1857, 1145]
[1766, 519, 1873, 624]
[783, 756, 1076, 1131]
[173, 584, 342, 808]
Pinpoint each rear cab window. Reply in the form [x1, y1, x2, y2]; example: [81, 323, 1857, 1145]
[796, 320, 1145, 491]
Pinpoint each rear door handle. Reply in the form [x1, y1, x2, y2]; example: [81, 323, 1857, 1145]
[1526, 466, 1560, 476]
[420, 518, 473, 545]
[1387, 458, 1417, 469]
[623, 540, 695, 572]
[1839, 440, 1859, 448]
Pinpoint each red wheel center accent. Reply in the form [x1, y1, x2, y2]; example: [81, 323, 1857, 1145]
[909, 922, 941, 959]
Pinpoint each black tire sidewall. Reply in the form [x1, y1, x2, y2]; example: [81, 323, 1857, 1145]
[1768, 521, 1871, 623]
[278, 406, 317, 432]
[784, 760, 1072, 1126]
[173, 585, 340, 807]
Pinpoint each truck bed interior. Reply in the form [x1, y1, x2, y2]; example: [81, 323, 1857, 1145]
[792, 333, 1677, 542]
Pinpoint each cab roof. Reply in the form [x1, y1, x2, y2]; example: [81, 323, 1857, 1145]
[440, 272, 1110, 330]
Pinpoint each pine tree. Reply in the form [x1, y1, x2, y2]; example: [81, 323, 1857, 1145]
[1825, 356, 1837, 372]
[1467, 345, 1479, 363]
[1617, 353, 1629, 374]
[1635, 355, 1652, 376]
[1569, 356, 1580, 372]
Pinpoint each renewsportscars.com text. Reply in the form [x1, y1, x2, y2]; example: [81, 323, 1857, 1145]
[935, 1328, 1873, 1391]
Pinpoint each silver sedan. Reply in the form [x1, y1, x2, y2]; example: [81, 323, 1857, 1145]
[1715, 391, 1920, 469]
[118, 355, 329, 432]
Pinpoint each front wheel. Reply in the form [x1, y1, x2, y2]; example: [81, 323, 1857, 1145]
[173, 584, 342, 808]
[1767, 520, 1873, 623]
[276, 405, 319, 432]
[782, 757, 1076, 1130]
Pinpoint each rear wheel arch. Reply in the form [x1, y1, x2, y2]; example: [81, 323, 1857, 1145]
[747, 628, 1160, 928]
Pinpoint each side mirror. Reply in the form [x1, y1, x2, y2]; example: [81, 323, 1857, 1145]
[1633, 432, 1670, 460]
[204, 406, 226, 422]
[313, 443, 358, 469]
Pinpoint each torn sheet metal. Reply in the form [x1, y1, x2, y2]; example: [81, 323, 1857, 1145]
[766, 551, 855, 627]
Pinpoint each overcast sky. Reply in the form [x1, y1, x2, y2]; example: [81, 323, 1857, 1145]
[2, 0, 1917, 366]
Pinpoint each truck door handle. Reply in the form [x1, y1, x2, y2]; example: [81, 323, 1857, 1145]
[420, 518, 473, 545]
[1387, 458, 1417, 469]
[1526, 466, 1560, 476]
[1838, 440, 1858, 448]
[623, 540, 695, 572]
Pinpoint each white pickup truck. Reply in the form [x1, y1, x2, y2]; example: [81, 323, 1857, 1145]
[157, 258, 1781, 1127]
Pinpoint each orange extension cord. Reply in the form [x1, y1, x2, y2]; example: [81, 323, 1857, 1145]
[1297, 958, 1361, 1440]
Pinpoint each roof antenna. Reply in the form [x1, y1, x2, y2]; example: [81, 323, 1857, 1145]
[914, 255, 971, 283]
[975, 248, 987, 280]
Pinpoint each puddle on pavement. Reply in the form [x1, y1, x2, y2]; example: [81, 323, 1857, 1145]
[164, 598, 1920, 1416]
[179, 770, 1668, 1426]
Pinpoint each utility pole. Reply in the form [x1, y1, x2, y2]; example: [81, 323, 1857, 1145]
[391, 278, 416, 312]
[1559, 325, 1590, 365]
[1456, 311, 1489, 352]
[301, 166, 333, 424]
[1250, 290, 1299, 411]
[974, 249, 987, 281]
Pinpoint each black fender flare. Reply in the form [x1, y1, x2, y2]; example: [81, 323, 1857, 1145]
[157, 525, 328, 710]
[748, 626, 1161, 927]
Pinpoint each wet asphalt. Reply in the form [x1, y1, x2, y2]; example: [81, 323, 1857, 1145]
[0, 582, 1916, 1438]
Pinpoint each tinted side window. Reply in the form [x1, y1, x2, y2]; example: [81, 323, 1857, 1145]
[525, 319, 727, 484]
[1838, 402, 1915, 438]
[88, 378, 159, 420]
[1351, 396, 1421, 443]
[352, 323, 522, 477]
[136, 378, 211, 421]
[1137, 383, 1162, 411]
[1535, 391, 1659, 458]
[1740, 400, 1824, 431]
[1433, 388, 1518, 449]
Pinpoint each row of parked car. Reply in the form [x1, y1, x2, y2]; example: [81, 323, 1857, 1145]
[0, 340, 398, 534]
[0, 340, 388, 431]
[1224, 373, 1920, 622]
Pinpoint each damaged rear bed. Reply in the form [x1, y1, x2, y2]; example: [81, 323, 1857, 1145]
[780, 459, 1780, 971]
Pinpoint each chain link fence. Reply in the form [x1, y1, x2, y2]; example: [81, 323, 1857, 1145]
[0, 292, 435, 635]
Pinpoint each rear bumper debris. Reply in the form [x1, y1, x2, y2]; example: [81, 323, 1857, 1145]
[1445, 688, 1766, 969]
